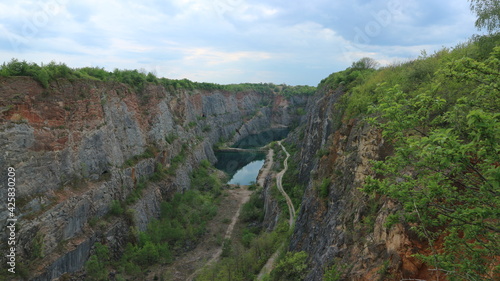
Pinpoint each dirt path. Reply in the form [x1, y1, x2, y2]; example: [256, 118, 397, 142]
[186, 187, 252, 281]
[257, 141, 296, 280]
[275, 141, 295, 225]
[152, 187, 252, 281]
[157, 148, 274, 280]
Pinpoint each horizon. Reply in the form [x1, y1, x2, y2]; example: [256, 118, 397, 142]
[0, 0, 483, 86]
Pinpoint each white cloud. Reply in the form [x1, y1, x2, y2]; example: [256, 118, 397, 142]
[0, 0, 481, 85]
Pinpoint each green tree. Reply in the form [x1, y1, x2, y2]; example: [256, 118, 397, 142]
[351, 57, 379, 70]
[85, 243, 109, 280]
[273, 251, 309, 281]
[365, 48, 500, 280]
[136, 241, 159, 266]
[469, 0, 500, 32]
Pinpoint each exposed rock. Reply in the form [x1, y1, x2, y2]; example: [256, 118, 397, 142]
[287, 88, 424, 280]
[0, 77, 305, 280]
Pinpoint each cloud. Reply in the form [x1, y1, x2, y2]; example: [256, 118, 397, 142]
[0, 0, 480, 85]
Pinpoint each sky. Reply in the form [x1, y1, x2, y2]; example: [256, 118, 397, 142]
[0, 0, 481, 86]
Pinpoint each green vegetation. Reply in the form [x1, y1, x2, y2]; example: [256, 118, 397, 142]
[315, 147, 329, 158]
[166, 143, 188, 175]
[281, 143, 306, 209]
[196, 229, 284, 280]
[85, 162, 221, 279]
[345, 37, 500, 280]
[469, 0, 500, 32]
[119, 188, 217, 273]
[272, 251, 309, 281]
[0, 59, 316, 97]
[196, 186, 290, 281]
[318, 178, 331, 198]
[85, 243, 110, 281]
[196, 223, 289, 281]
[280, 85, 316, 98]
[187, 121, 197, 128]
[109, 200, 124, 216]
[0, 60, 71, 88]
[125, 177, 147, 206]
[318, 57, 378, 94]
[165, 132, 178, 144]
[190, 159, 222, 194]
[32, 233, 45, 259]
[221, 238, 233, 257]
[196, 141, 307, 281]
[123, 146, 156, 167]
[322, 33, 500, 121]
[240, 189, 265, 222]
[323, 265, 342, 281]
[296, 107, 306, 116]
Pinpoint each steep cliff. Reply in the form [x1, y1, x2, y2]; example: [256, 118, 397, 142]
[287, 87, 429, 280]
[0, 77, 306, 280]
[281, 39, 500, 281]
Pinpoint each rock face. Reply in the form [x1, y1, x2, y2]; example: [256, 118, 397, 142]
[0, 75, 430, 280]
[0, 77, 306, 280]
[287, 88, 428, 280]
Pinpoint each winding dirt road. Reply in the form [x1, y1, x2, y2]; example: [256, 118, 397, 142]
[257, 141, 296, 280]
[158, 143, 295, 281]
[181, 148, 275, 281]
[275, 141, 296, 225]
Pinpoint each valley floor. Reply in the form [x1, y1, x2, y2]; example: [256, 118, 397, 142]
[148, 186, 253, 280]
[148, 143, 295, 281]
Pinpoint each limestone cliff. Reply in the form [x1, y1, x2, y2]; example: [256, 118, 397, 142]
[287, 87, 431, 280]
[0, 77, 306, 280]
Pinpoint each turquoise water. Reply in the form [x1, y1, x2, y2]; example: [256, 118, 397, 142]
[227, 160, 265, 185]
[215, 127, 289, 185]
[214, 151, 265, 184]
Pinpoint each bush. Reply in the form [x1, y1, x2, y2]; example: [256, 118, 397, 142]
[323, 265, 342, 281]
[221, 238, 232, 257]
[165, 132, 178, 144]
[240, 190, 264, 222]
[315, 148, 329, 158]
[319, 178, 331, 198]
[85, 255, 107, 281]
[273, 251, 309, 281]
[85, 243, 109, 281]
[241, 229, 256, 248]
[109, 200, 124, 216]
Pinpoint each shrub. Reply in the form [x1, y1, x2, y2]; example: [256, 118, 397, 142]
[221, 238, 232, 257]
[165, 132, 178, 144]
[110, 200, 124, 216]
[323, 265, 342, 281]
[319, 178, 331, 198]
[85, 255, 107, 281]
[241, 229, 256, 248]
[85, 243, 109, 281]
[273, 251, 309, 281]
[240, 190, 264, 222]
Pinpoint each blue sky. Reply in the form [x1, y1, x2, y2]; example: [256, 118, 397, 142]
[0, 0, 480, 85]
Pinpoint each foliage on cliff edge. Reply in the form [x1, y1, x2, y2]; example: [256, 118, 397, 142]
[355, 39, 500, 280]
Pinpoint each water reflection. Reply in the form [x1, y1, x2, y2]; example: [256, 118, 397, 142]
[228, 160, 265, 185]
[215, 127, 289, 185]
[214, 151, 265, 181]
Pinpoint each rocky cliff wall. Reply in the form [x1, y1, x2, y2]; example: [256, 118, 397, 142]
[0, 77, 305, 280]
[287, 88, 429, 280]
